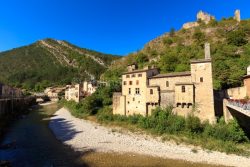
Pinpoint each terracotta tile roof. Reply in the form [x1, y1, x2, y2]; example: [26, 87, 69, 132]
[123, 68, 159, 75]
[190, 59, 211, 63]
[150, 71, 191, 79]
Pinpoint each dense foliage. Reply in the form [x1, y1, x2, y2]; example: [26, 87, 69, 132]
[103, 18, 250, 90]
[60, 83, 121, 118]
[0, 39, 120, 91]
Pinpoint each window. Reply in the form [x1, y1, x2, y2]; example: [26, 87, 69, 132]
[150, 89, 153, 94]
[135, 88, 140, 94]
[132, 74, 135, 78]
[129, 88, 131, 94]
[181, 86, 185, 93]
[126, 75, 130, 78]
[133, 98, 135, 101]
[138, 74, 142, 77]
[200, 77, 203, 82]
[123, 81, 127, 85]
[127, 101, 130, 104]
[129, 81, 132, 85]
[136, 80, 139, 85]
[166, 81, 169, 87]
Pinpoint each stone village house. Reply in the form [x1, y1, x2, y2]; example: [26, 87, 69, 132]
[113, 43, 216, 123]
[65, 81, 98, 103]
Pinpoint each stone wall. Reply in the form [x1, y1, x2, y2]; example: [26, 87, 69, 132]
[112, 93, 126, 115]
[191, 60, 216, 123]
[227, 86, 247, 99]
[0, 97, 36, 117]
[234, 10, 241, 22]
[182, 22, 199, 29]
[243, 77, 250, 97]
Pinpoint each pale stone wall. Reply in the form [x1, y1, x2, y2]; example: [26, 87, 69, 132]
[182, 22, 199, 29]
[160, 91, 175, 107]
[191, 60, 216, 123]
[234, 10, 241, 22]
[113, 93, 126, 115]
[65, 84, 81, 103]
[197, 11, 215, 24]
[175, 84, 194, 105]
[82, 81, 97, 95]
[244, 77, 250, 97]
[227, 86, 247, 99]
[146, 86, 160, 103]
[247, 66, 250, 75]
[182, 11, 215, 29]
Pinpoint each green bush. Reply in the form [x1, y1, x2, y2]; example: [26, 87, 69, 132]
[227, 29, 248, 46]
[185, 114, 203, 134]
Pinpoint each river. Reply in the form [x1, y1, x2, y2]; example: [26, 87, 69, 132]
[0, 103, 222, 167]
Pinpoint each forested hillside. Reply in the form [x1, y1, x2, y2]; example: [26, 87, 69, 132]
[103, 18, 250, 90]
[0, 38, 119, 91]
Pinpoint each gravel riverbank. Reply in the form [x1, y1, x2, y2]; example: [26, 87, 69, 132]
[49, 108, 250, 167]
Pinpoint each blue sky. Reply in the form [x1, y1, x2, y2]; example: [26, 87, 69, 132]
[0, 0, 249, 56]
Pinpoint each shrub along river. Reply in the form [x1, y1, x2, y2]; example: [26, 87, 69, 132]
[0, 103, 222, 167]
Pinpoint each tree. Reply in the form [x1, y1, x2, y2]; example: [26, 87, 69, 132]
[193, 28, 206, 45]
[227, 29, 248, 46]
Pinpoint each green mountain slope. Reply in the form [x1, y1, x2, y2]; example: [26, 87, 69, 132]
[103, 17, 250, 90]
[0, 38, 119, 90]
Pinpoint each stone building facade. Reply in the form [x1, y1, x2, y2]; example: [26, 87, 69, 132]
[65, 81, 98, 102]
[44, 87, 66, 102]
[113, 43, 216, 123]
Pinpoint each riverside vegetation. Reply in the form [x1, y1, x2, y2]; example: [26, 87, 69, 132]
[60, 85, 250, 156]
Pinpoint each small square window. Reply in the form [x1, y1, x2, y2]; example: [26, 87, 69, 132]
[200, 77, 203, 82]
[136, 80, 139, 85]
[132, 74, 135, 78]
[129, 81, 132, 85]
[123, 81, 127, 85]
[126, 75, 130, 78]
[181, 86, 185, 93]
[166, 81, 169, 87]
[150, 89, 153, 94]
[138, 74, 142, 77]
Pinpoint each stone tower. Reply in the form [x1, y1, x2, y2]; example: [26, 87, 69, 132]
[234, 10, 241, 22]
[205, 43, 211, 59]
[190, 43, 216, 123]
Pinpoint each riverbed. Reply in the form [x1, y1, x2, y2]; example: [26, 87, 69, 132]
[1, 103, 223, 167]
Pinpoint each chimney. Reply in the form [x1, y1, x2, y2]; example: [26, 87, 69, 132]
[205, 43, 211, 59]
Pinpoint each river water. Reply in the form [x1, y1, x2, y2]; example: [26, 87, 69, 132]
[0, 104, 222, 167]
